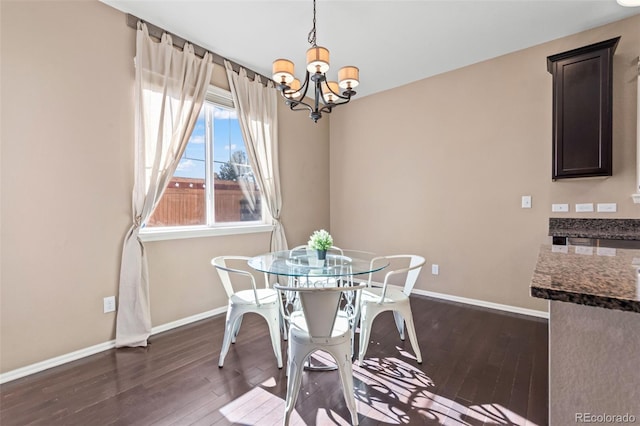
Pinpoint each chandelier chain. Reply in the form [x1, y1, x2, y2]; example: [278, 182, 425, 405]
[307, 0, 317, 47]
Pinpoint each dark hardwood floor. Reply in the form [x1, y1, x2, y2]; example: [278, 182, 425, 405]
[0, 295, 548, 425]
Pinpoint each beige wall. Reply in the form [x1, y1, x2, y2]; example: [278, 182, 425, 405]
[0, 0, 329, 373]
[330, 14, 639, 312]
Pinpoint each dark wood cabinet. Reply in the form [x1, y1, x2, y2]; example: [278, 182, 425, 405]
[547, 37, 619, 180]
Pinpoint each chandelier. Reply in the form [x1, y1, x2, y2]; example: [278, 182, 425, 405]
[272, 0, 359, 122]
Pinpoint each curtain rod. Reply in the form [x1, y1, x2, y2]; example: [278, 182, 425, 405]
[125, 13, 272, 86]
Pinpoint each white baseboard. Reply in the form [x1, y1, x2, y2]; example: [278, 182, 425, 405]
[363, 280, 549, 319]
[0, 307, 226, 385]
[151, 307, 226, 335]
[0, 340, 117, 385]
[412, 288, 549, 319]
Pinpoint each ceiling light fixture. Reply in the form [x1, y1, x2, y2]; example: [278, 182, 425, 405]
[616, 0, 640, 6]
[272, 0, 359, 123]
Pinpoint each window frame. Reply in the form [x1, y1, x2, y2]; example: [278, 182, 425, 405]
[139, 86, 272, 242]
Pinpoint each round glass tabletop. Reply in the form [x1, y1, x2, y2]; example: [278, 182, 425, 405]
[248, 249, 389, 278]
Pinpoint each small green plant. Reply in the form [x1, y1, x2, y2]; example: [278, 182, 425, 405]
[307, 229, 333, 251]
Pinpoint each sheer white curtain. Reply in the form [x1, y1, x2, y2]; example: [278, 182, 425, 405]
[116, 23, 214, 347]
[225, 61, 288, 251]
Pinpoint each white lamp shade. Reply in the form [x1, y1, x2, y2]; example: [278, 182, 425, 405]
[272, 59, 295, 84]
[285, 78, 302, 99]
[322, 81, 340, 103]
[306, 46, 330, 73]
[338, 66, 359, 89]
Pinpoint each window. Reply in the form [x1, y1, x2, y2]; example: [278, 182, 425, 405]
[143, 87, 265, 235]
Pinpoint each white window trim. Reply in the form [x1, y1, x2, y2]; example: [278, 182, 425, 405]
[139, 85, 271, 241]
[139, 223, 274, 242]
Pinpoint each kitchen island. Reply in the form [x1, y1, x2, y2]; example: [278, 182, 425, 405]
[531, 219, 639, 425]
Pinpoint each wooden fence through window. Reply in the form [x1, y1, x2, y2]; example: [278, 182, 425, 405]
[146, 177, 260, 227]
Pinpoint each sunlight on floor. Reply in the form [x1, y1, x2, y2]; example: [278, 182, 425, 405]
[465, 403, 538, 426]
[218, 378, 295, 425]
[354, 356, 539, 425]
[218, 358, 540, 425]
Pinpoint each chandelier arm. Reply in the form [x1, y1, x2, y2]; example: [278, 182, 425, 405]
[277, 70, 312, 108]
[296, 70, 312, 98]
[287, 99, 314, 113]
[325, 95, 352, 107]
[320, 79, 355, 102]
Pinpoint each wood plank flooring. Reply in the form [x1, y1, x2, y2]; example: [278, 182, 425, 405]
[0, 295, 548, 425]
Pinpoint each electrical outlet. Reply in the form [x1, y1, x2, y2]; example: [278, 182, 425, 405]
[575, 246, 594, 256]
[103, 296, 116, 313]
[575, 203, 594, 213]
[552, 203, 569, 212]
[431, 264, 439, 275]
[596, 203, 617, 213]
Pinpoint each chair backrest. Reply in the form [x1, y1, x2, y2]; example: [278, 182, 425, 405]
[211, 256, 264, 302]
[385, 255, 426, 296]
[275, 284, 364, 338]
[366, 254, 425, 299]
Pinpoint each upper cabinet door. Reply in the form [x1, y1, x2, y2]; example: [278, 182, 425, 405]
[547, 37, 620, 180]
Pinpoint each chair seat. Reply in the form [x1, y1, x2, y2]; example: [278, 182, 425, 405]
[289, 310, 351, 339]
[230, 288, 279, 305]
[361, 286, 408, 304]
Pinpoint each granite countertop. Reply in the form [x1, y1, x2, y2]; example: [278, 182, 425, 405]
[549, 218, 640, 240]
[530, 244, 640, 313]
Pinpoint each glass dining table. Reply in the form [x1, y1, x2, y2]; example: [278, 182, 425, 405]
[248, 248, 389, 284]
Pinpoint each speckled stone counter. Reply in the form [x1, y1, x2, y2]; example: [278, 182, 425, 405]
[530, 244, 640, 313]
[549, 218, 640, 240]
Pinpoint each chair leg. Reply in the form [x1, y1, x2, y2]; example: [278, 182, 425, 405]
[333, 346, 359, 425]
[392, 311, 405, 341]
[266, 310, 283, 369]
[358, 307, 375, 365]
[219, 308, 239, 367]
[400, 306, 422, 364]
[280, 312, 288, 342]
[283, 353, 305, 426]
[231, 316, 243, 344]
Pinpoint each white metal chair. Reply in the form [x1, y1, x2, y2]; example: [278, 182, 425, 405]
[358, 254, 426, 365]
[211, 256, 283, 369]
[275, 282, 365, 426]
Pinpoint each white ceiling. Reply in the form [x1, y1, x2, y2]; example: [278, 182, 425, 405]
[100, 0, 639, 98]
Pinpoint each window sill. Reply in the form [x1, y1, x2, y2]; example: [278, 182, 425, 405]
[139, 224, 274, 242]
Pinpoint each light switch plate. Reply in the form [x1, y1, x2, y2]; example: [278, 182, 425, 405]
[597, 203, 617, 213]
[521, 195, 532, 209]
[431, 264, 439, 275]
[575, 203, 594, 213]
[552, 203, 569, 212]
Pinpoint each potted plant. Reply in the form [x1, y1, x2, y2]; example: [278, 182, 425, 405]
[307, 229, 333, 261]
